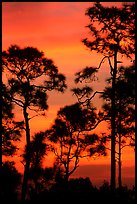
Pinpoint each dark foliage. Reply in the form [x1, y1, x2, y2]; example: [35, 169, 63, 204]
[1, 172, 135, 204]
[46, 103, 106, 183]
[83, 2, 135, 59]
[2, 83, 24, 156]
[2, 44, 67, 202]
[72, 1, 135, 191]
[1, 161, 21, 204]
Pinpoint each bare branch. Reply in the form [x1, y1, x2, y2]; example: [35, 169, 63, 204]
[108, 57, 114, 75]
[78, 91, 104, 105]
[97, 56, 108, 69]
[28, 114, 40, 121]
[12, 97, 24, 107]
[121, 144, 131, 150]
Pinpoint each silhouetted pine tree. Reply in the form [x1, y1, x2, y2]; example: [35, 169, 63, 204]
[73, 2, 135, 191]
[2, 45, 67, 202]
[46, 103, 106, 185]
[101, 64, 135, 188]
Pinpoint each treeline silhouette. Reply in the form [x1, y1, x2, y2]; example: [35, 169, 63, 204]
[1, 161, 135, 204]
[1, 2, 135, 204]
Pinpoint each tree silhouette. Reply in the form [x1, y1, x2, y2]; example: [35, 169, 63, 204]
[75, 2, 135, 190]
[22, 131, 48, 197]
[46, 103, 106, 185]
[101, 64, 135, 188]
[22, 138, 65, 201]
[2, 45, 67, 202]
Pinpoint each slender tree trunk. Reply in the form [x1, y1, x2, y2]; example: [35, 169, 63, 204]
[118, 133, 122, 189]
[64, 166, 69, 195]
[111, 47, 118, 191]
[21, 107, 31, 203]
[34, 152, 40, 196]
[118, 98, 122, 189]
[135, 130, 137, 201]
[0, 135, 2, 169]
[0, 132, 2, 198]
[65, 166, 69, 185]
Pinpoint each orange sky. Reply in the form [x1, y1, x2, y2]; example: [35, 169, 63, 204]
[2, 2, 134, 186]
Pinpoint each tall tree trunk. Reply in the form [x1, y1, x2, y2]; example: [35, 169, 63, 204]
[118, 98, 122, 189]
[0, 132, 2, 198]
[21, 107, 31, 203]
[135, 131, 137, 201]
[65, 166, 69, 185]
[111, 47, 118, 191]
[118, 133, 122, 189]
[64, 166, 69, 194]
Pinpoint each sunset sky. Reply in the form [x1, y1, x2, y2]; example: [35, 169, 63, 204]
[2, 2, 134, 186]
